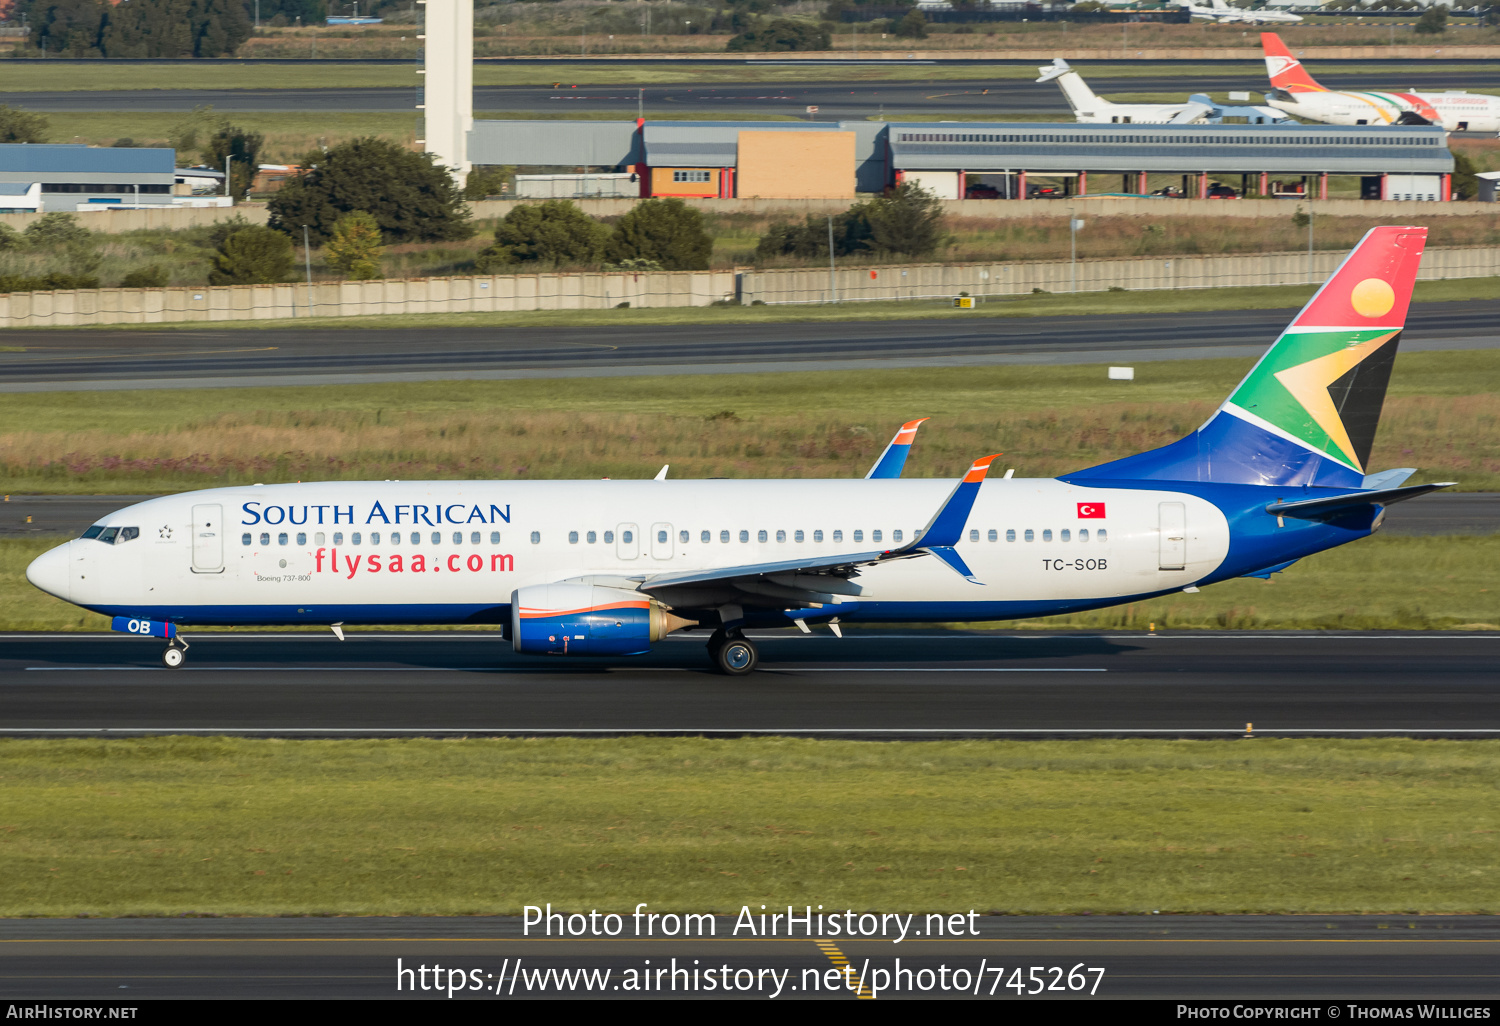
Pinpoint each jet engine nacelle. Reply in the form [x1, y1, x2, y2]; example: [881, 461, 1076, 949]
[510, 583, 695, 656]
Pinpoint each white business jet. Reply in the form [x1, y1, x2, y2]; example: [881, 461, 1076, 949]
[1036, 58, 1285, 125]
[1178, 0, 1302, 25]
[28, 228, 1450, 675]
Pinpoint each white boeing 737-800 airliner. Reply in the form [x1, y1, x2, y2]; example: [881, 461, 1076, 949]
[28, 228, 1449, 675]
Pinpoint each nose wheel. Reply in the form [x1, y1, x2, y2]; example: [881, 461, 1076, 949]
[708, 630, 758, 676]
[160, 637, 188, 669]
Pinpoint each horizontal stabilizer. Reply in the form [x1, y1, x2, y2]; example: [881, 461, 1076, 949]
[1265, 482, 1454, 522]
[1361, 468, 1416, 490]
[1241, 558, 1300, 580]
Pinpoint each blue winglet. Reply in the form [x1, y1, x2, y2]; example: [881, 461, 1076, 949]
[913, 454, 1003, 548]
[865, 418, 929, 479]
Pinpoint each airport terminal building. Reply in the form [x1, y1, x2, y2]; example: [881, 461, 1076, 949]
[469, 120, 1456, 203]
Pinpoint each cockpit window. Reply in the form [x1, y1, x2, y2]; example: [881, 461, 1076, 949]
[81, 525, 104, 539]
[117, 527, 139, 543]
[98, 527, 119, 544]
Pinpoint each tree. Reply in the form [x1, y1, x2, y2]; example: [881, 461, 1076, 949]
[755, 205, 874, 261]
[23, 213, 92, 247]
[893, 9, 927, 38]
[1452, 149, 1480, 200]
[0, 105, 49, 145]
[1415, 5, 1448, 33]
[201, 124, 264, 200]
[605, 199, 713, 271]
[0, 224, 22, 252]
[464, 165, 515, 201]
[864, 182, 943, 257]
[325, 210, 384, 280]
[726, 18, 832, 52]
[26, 0, 251, 57]
[268, 137, 474, 245]
[474, 201, 610, 270]
[208, 226, 294, 285]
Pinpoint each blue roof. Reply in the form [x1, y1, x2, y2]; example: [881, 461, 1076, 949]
[0, 144, 175, 174]
[0, 182, 33, 195]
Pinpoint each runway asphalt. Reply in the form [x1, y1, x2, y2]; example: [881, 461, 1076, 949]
[3, 300, 1496, 392]
[6, 491, 1495, 540]
[18, 71, 1500, 118]
[2, 914, 1496, 999]
[1, 632, 1496, 737]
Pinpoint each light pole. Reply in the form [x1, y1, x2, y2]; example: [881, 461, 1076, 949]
[1306, 196, 1314, 284]
[224, 154, 232, 200]
[827, 216, 837, 304]
[1069, 212, 1085, 293]
[302, 225, 315, 317]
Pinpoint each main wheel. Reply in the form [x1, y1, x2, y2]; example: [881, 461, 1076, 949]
[161, 645, 185, 669]
[714, 636, 758, 676]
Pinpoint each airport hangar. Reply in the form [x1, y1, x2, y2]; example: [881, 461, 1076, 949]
[469, 120, 1456, 203]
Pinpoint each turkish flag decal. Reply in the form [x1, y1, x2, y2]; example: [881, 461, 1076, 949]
[1077, 503, 1106, 519]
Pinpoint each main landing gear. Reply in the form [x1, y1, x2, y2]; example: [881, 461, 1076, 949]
[161, 637, 188, 669]
[707, 629, 758, 676]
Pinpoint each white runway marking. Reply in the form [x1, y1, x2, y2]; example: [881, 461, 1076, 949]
[22, 666, 1107, 673]
[0, 727, 1497, 736]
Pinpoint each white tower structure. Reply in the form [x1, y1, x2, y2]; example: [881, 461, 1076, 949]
[417, 0, 472, 188]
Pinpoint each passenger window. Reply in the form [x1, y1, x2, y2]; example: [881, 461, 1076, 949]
[893, 529, 903, 543]
[261, 532, 270, 546]
[1006, 529, 1016, 542]
[118, 527, 139, 543]
[794, 530, 804, 543]
[410, 532, 419, 544]
[81, 525, 103, 539]
[490, 531, 501, 544]
[814, 530, 823, 543]
[988, 529, 998, 542]
[298, 532, 308, 545]
[739, 530, 749, 543]
[872, 530, 883, 543]
[1042, 529, 1053, 542]
[471, 532, 480, 544]
[452, 532, 462, 545]
[701, 531, 711, 543]
[279, 533, 289, 545]
[587, 531, 597, 544]
[352, 532, 362, 545]
[775, 530, 785, 543]
[854, 530, 864, 543]
[368, 532, 378, 545]
[833, 530, 843, 543]
[605, 531, 615, 543]
[316, 532, 326, 545]
[1023, 529, 1034, 542]
[970, 529, 979, 543]
[658, 530, 668, 544]
[431, 532, 441, 545]
[242, 533, 252, 546]
[1080, 529, 1089, 542]
[99, 527, 119, 543]
[720, 530, 730, 543]
[1098, 529, 1108, 543]
[334, 532, 345, 545]
[531, 531, 541, 544]
[757, 530, 768, 543]
[680, 530, 689, 544]
[622, 530, 633, 544]
[1061, 529, 1071, 542]
[568, 531, 579, 544]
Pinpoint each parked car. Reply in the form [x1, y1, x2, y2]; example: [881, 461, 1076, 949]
[1206, 182, 1241, 199]
[965, 183, 1001, 199]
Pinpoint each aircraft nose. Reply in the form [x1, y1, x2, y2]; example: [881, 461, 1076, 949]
[26, 542, 71, 602]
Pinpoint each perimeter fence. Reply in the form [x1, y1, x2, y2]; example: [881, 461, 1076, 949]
[0, 246, 1495, 329]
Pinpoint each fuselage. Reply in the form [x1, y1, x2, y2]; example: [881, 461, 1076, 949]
[1269, 90, 1500, 134]
[26, 476, 1371, 630]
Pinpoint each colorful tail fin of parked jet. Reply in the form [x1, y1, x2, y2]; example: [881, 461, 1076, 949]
[1261, 32, 1325, 93]
[1069, 225, 1428, 489]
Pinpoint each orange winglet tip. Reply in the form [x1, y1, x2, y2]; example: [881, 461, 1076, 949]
[893, 417, 930, 442]
[961, 454, 1004, 483]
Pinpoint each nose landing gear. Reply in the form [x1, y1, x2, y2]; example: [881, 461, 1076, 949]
[707, 629, 758, 675]
[161, 637, 188, 669]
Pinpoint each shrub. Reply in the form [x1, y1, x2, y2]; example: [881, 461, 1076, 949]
[464, 165, 515, 201]
[474, 201, 610, 270]
[605, 198, 713, 271]
[1452, 150, 1480, 201]
[0, 272, 100, 294]
[0, 105, 48, 145]
[726, 19, 832, 52]
[892, 9, 927, 38]
[23, 213, 92, 247]
[202, 124, 264, 200]
[268, 137, 473, 245]
[755, 206, 874, 260]
[1414, 6, 1447, 34]
[0, 223, 22, 251]
[325, 210, 384, 280]
[208, 226, 295, 285]
[120, 265, 169, 289]
[865, 182, 944, 257]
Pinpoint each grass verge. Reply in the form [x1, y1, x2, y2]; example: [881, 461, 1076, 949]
[5, 534, 1496, 632]
[1, 736, 1496, 916]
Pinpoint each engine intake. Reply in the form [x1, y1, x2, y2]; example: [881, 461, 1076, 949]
[510, 583, 695, 656]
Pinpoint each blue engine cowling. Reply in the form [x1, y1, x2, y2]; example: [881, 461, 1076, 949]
[510, 584, 692, 656]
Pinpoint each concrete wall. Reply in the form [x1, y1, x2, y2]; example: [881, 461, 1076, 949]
[737, 131, 856, 200]
[0, 204, 268, 234]
[1, 247, 1494, 329]
[584, 45, 1500, 61]
[467, 197, 1497, 221]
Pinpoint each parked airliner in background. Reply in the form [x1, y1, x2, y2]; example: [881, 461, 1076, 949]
[1178, 0, 1302, 25]
[1037, 58, 1289, 125]
[28, 228, 1448, 675]
[1262, 32, 1500, 132]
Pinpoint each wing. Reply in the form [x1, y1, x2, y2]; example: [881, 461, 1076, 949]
[635, 454, 1004, 611]
[1168, 102, 1214, 124]
[865, 418, 929, 479]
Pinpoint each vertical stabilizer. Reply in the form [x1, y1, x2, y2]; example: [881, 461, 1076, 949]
[1036, 59, 1104, 116]
[1261, 32, 1325, 93]
[1068, 227, 1428, 489]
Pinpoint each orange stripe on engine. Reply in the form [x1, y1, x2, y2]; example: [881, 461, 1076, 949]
[520, 601, 650, 618]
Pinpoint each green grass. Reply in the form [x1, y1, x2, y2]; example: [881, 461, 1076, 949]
[1, 736, 1496, 916]
[16, 277, 1494, 337]
[6, 532, 1496, 633]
